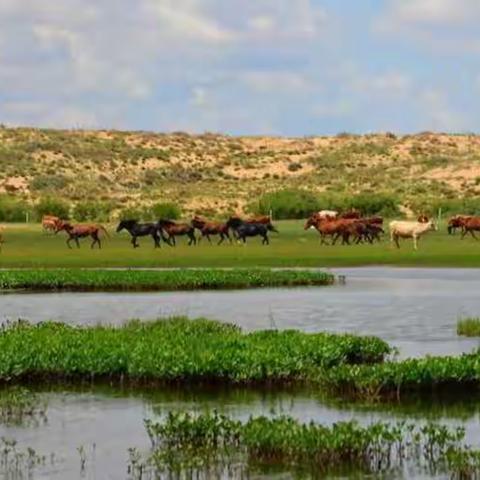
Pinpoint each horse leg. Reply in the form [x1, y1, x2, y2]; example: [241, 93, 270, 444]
[75, 236, 80, 249]
[205, 233, 211, 244]
[153, 233, 160, 248]
[470, 229, 479, 240]
[132, 236, 139, 248]
[217, 234, 225, 245]
[263, 233, 269, 245]
[66, 236, 73, 249]
[394, 234, 400, 249]
[91, 233, 100, 249]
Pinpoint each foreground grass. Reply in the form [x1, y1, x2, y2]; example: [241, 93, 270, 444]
[134, 411, 480, 478]
[0, 318, 390, 383]
[0, 268, 333, 292]
[457, 318, 480, 337]
[0, 220, 479, 268]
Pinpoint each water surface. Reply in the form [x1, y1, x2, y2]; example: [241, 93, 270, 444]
[1, 267, 479, 357]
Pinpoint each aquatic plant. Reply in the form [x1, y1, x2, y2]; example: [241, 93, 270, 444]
[0, 387, 47, 426]
[457, 317, 480, 337]
[131, 412, 480, 478]
[0, 318, 390, 384]
[0, 268, 334, 292]
[318, 352, 480, 400]
[0, 437, 47, 479]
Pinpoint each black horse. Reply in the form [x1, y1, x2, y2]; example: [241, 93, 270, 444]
[116, 219, 168, 248]
[226, 217, 273, 245]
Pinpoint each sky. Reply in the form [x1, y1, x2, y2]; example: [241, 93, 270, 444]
[0, 0, 479, 135]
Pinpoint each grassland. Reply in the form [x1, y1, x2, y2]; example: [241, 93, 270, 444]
[0, 219, 479, 268]
[0, 268, 333, 292]
[1, 127, 480, 216]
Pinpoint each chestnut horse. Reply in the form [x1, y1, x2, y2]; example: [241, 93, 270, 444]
[157, 219, 196, 246]
[55, 221, 109, 249]
[191, 216, 231, 245]
[42, 215, 61, 233]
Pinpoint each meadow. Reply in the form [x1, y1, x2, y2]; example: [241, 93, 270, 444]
[0, 218, 478, 268]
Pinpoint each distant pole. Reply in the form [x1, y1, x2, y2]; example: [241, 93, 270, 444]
[269, 208, 273, 221]
[25, 211, 29, 223]
[438, 208, 442, 223]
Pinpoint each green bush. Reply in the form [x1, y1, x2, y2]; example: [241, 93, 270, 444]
[150, 202, 181, 220]
[0, 196, 31, 222]
[348, 193, 400, 217]
[73, 201, 112, 222]
[316, 192, 399, 217]
[408, 197, 480, 217]
[252, 189, 320, 219]
[34, 197, 70, 220]
[30, 174, 69, 191]
[118, 206, 149, 221]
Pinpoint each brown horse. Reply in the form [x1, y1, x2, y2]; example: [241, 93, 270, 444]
[339, 209, 361, 219]
[417, 214, 429, 223]
[191, 216, 231, 245]
[157, 219, 196, 246]
[304, 215, 354, 245]
[55, 221, 109, 249]
[42, 215, 61, 233]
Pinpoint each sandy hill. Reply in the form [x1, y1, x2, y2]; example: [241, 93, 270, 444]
[0, 127, 478, 216]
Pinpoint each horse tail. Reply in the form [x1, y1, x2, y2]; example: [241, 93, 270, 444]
[267, 223, 278, 233]
[99, 225, 110, 238]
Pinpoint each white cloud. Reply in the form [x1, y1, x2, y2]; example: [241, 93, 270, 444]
[374, 0, 480, 53]
[417, 89, 467, 131]
[352, 71, 412, 97]
[3, 102, 98, 129]
[378, 0, 480, 27]
[144, 0, 234, 42]
[240, 71, 312, 92]
[190, 87, 208, 107]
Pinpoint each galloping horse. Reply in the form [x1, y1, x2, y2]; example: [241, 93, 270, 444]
[245, 215, 279, 232]
[226, 217, 273, 245]
[116, 219, 167, 248]
[42, 215, 61, 233]
[55, 221, 109, 249]
[157, 219, 196, 246]
[191, 216, 231, 245]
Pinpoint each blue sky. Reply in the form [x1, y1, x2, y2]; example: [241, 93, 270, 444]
[1, 0, 479, 135]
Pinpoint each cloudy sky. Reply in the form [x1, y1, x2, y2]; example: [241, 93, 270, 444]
[0, 0, 479, 135]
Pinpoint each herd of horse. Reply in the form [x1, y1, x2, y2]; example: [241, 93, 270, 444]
[41, 214, 278, 249]
[37, 210, 480, 251]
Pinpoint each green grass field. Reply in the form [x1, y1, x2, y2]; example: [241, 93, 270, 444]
[0, 220, 478, 268]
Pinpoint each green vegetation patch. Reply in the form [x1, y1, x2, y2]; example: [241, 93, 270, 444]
[0, 318, 390, 383]
[457, 318, 480, 337]
[319, 353, 480, 400]
[0, 268, 334, 292]
[131, 411, 480, 478]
